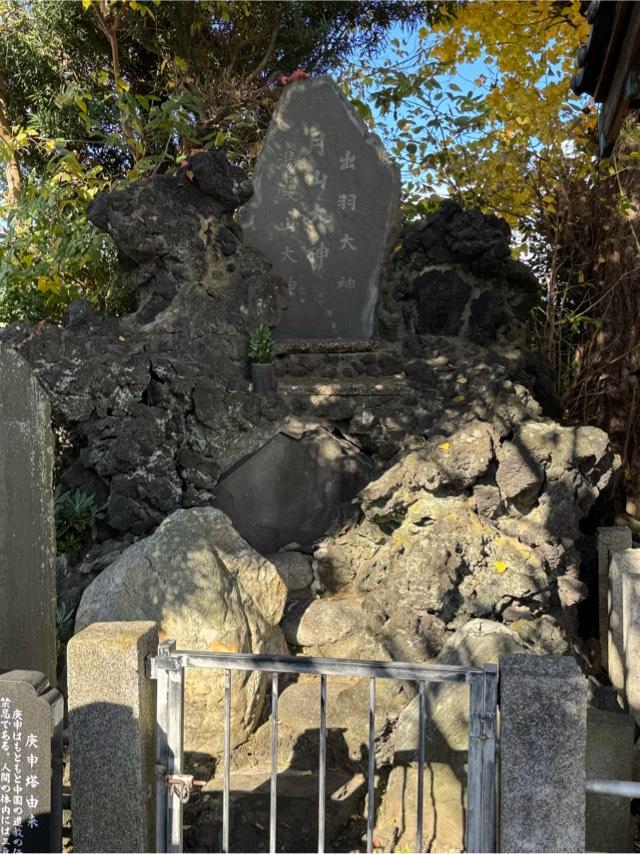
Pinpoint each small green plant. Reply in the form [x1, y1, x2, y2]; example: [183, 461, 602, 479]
[247, 324, 274, 364]
[56, 602, 76, 646]
[54, 485, 104, 554]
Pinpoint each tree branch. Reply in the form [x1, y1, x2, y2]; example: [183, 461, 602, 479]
[248, 11, 280, 82]
[90, 0, 137, 157]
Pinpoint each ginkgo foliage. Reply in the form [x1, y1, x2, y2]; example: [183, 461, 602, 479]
[344, 0, 592, 228]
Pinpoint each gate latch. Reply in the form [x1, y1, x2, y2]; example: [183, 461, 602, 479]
[165, 773, 194, 804]
[470, 710, 496, 740]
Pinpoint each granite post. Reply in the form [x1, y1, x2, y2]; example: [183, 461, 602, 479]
[621, 548, 640, 722]
[67, 621, 158, 853]
[499, 654, 588, 853]
[0, 344, 56, 686]
[585, 707, 635, 852]
[598, 526, 632, 687]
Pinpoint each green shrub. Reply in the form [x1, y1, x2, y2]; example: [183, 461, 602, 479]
[0, 152, 132, 325]
[53, 485, 104, 554]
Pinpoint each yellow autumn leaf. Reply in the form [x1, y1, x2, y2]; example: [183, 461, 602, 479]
[495, 561, 508, 573]
[37, 274, 61, 294]
[438, 442, 450, 451]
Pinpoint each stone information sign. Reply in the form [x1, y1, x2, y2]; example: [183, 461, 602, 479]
[239, 77, 400, 340]
[0, 344, 57, 686]
[0, 672, 63, 853]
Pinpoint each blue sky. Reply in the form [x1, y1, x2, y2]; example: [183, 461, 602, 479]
[342, 21, 493, 185]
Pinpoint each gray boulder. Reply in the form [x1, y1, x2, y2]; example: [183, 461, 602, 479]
[496, 421, 619, 537]
[281, 595, 389, 660]
[316, 492, 551, 633]
[395, 620, 528, 760]
[266, 551, 313, 593]
[75, 507, 287, 755]
[362, 419, 497, 525]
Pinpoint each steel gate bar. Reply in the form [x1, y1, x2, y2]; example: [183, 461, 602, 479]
[318, 674, 327, 854]
[479, 665, 497, 853]
[160, 650, 476, 681]
[270, 672, 279, 854]
[167, 662, 185, 853]
[466, 665, 497, 854]
[366, 677, 376, 853]
[416, 679, 426, 854]
[223, 669, 231, 854]
[154, 640, 174, 854]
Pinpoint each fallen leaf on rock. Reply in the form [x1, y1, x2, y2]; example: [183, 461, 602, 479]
[495, 561, 507, 573]
[438, 442, 450, 451]
[451, 394, 465, 403]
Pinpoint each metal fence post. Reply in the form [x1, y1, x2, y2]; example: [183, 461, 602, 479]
[154, 639, 173, 854]
[154, 639, 184, 854]
[480, 664, 497, 853]
[466, 665, 498, 853]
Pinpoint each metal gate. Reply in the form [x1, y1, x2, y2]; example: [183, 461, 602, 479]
[149, 641, 498, 854]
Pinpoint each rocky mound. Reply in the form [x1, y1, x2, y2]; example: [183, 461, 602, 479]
[1, 147, 622, 850]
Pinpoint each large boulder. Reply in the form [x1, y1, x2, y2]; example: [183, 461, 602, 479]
[395, 620, 528, 760]
[495, 421, 617, 539]
[313, 410, 618, 662]
[74, 507, 287, 755]
[281, 594, 389, 660]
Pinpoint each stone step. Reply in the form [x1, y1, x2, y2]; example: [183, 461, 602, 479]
[274, 338, 382, 355]
[276, 349, 404, 380]
[276, 376, 417, 398]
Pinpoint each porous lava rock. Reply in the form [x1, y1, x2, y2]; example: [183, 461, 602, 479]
[313, 415, 618, 655]
[1, 150, 290, 554]
[376, 199, 539, 350]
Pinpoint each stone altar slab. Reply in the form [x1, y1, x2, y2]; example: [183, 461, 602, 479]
[238, 77, 400, 340]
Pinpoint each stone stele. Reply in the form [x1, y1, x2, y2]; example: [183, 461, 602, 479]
[0, 344, 57, 687]
[238, 77, 400, 340]
[0, 670, 64, 854]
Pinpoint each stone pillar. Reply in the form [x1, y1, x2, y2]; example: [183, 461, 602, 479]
[597, 526, 632, 683]
[499, 654, 588, 853]
[0, 344, 56, 686]
[67, 621, 158, 853]
[621, 549, 640, 722]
